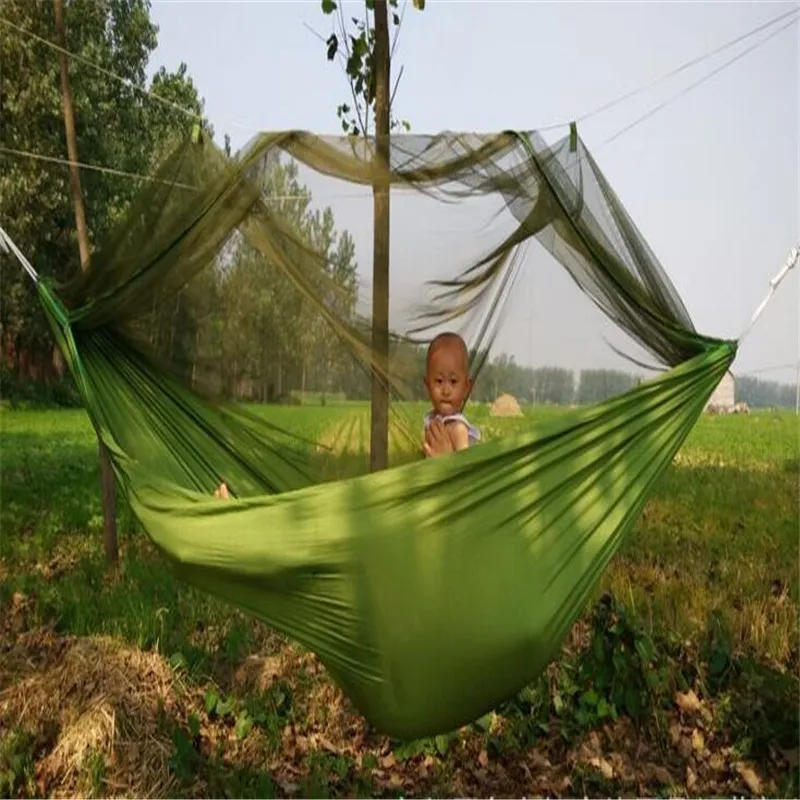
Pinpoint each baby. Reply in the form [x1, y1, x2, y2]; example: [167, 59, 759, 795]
[422, 331, 480, 458]
[214, 331, 478, 497]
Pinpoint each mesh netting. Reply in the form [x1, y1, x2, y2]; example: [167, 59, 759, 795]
[55, 128, 725, 480]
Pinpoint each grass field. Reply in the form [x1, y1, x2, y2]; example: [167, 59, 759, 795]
[0, 404, 798, 798]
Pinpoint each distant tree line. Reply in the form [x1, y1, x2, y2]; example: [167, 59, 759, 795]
[736, 376, 796, 409]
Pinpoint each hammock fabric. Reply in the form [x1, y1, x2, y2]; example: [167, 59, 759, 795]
[32, 127, 736, 739]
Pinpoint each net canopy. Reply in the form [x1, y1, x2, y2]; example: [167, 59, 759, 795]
[29, 127, 738, 737]
[55, 127, 726, 479]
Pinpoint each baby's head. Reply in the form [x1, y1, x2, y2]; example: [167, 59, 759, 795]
[424, 332, 472, 417]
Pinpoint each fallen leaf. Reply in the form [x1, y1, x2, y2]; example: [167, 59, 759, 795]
[678, 736, 694, 760]
[646, 763, 673, 785]
[318, 735, 339, 754]
[669, 722, 682, 746]
[380, 752, 396, 769]
[691, 729, 705, 755]
[675, 689, 702, 713]
[735, 762, 762, 795]
[529, 750, 551, 769]
[708, 752, 725, 772]
[781, 746, 800, 769]
[478, 749, 489, 768]
[608, 752, 635, 783]
[589, 756, 614, 781]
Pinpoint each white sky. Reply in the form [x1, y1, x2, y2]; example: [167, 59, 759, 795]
[148, 0, 799, 383]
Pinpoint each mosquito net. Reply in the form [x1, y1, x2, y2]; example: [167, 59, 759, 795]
[53, 126, 724, 487]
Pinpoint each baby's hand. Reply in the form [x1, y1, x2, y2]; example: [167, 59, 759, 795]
[423, 420, 454, 458]
[214, 482, 230, 499]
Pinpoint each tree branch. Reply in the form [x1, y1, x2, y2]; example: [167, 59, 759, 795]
[389, 64, 404, 117]
[303, 21, 349, 71]
[390, 0, 408, 61]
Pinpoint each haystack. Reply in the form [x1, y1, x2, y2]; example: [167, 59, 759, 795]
[0, 628, 180, 798]
[490, 393, 523, 417]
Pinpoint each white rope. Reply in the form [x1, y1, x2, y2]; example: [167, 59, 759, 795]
[0, 225, 40, 284]
[2, 8, 796, 139]
[0, 16, 244, 131]
[0, 147, 376, 200]
[544, 7, 799, 132]
[0, 146, 198, 189]
[739, 245, 799, 342]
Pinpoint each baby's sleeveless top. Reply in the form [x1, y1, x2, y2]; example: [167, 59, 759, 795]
[423, 412, 481, 445]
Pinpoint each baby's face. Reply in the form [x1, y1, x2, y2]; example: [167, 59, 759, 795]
[425, 343, 471, 416]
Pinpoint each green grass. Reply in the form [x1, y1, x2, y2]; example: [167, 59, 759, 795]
[1, 404, 798, 798]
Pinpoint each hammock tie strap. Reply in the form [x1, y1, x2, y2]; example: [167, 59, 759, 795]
[0, 225, 39, 284]
[739, 244, 799, 343]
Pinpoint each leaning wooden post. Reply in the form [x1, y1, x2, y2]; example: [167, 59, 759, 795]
[54, 0, 119, 564]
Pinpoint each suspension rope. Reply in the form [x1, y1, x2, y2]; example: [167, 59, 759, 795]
[0, 225, 40, 284]
[739, 245, 800, 343]
[544, 7, 799, 132]
[596, 14, 798, 152]
[1, 7, 796, 140]
[3, 7, 795, 199]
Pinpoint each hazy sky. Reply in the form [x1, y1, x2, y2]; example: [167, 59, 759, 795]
[147, 0, 799, 383]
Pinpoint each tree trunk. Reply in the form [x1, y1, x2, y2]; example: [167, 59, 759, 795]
[370, 0, 391, 472]
[54, 0, 118, 565]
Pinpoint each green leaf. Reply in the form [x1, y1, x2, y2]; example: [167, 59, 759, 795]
[321, 0, 337, 14]
[624, 687, 642, 719]
[204, 688, 219, 714]
[216, 696, 235, 717]
[351, 34, 369, 59]
[634, 635, 654, 664]
[412, 0, 425, 9]
[346, 53, 363, 78]
[474, 713, 493, 731]
[597, 697, 613, 718]
[326, 33, 338, 61]
[612, 649, 628, 675]
[434, 734, 450, 756]
[168, 652, 187, 671]
[365, 0, 375, 9]
[187, 713, 201, 739]
[235, 711, 254, 740]
[580, 689, 599, 707]
[592, 632, 605, 662]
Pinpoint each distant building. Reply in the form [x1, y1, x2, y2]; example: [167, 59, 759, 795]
[705, 371, 735, 411]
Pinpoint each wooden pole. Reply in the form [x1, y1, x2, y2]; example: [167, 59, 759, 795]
[369, 0, 391, 472]
[54, 0, 119, 564]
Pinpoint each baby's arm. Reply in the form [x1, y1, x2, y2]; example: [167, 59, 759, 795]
[445, 420, 470, 451]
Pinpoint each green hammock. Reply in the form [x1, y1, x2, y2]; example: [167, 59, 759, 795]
[13, 127, 747, 739]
